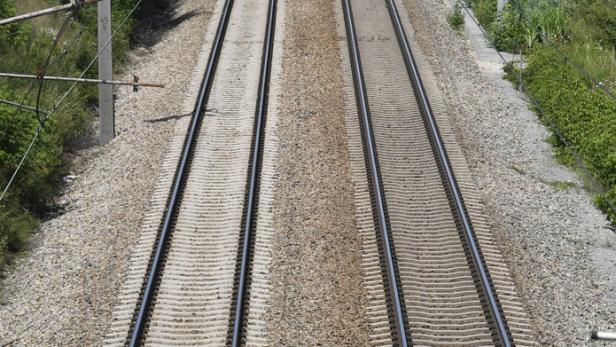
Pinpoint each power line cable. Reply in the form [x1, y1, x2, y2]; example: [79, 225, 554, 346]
[0, 29, 21, 41]
[0, 0, 144, 205]
[55, 24, 85, 62]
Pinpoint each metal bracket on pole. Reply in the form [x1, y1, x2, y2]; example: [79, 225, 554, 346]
[0, 0, 100, 26]
[0, 72, 165, 88]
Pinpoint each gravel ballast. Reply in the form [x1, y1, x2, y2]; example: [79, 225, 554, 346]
[264, 0, 372, 344]
[0, 0, 215, 345]
[400, 0, 616, 345]
[1, 0, 614, 345]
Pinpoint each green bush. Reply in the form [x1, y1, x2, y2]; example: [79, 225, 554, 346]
[467, 0, 497, 29]
[0, 209, 38, 264]
[472, 0, 616, 222]
[492, 4, 525, 51]
[488, 1, 570, 52]
[522, 47, 616, 222]
[0, 85, 65, 260]
[574, 0, 616, 49]
[448, 3, 465, 31]
[533, 4, 569, 44]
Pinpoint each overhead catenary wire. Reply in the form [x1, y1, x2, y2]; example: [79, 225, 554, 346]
[0, 0, 145, 205]
[40, 21, 86, 108]
[56, 25, 85, 61]
[0, 12, 69, 202]
[0, 30, 23, 42]
[459, 2, 616, 219]
[0, 82, 38, 116]
[0, 19, 60, 111]
[34, 16, 91, 118]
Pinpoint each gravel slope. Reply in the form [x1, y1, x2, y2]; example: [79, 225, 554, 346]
[0, 1, 215, 345]
[400, 0, 616, 345]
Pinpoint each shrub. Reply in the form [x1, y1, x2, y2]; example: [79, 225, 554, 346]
[490, 1, 570, 52]
[448, 3, 465, 31]
[533, 4, 569, 44]
[522, 47, 616, 222]
[467, 0, 616, 223]
[0, 208, 38, 259]
[574, 0, 616, 49]
[468, 0, 497, 29]
[492, 4, 525, 51]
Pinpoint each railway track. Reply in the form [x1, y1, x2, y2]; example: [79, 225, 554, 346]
[338, 0, 536, 345]
[102, 0, 536, 345]
[104, 0, 279, 345]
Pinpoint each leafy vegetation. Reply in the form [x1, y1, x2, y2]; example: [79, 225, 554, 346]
[467, 0, 497, 31]
[521, 48, 616, 221]
[0, 0, 143, 268]
[448, 2, 465, 31]
[467, 0, 616, 223]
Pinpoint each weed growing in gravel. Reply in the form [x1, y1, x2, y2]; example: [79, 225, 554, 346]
[548, 180, 578, 191]
[448, 3, 465, 31]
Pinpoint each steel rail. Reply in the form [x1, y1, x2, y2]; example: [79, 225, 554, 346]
[126, 0, 235, 344]
[341, 0, 410, 345]
[383, 0, 513, 345]
[230, 0, 277, 345]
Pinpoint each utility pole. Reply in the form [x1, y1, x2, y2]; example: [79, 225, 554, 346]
[98, 0, 114, 144]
